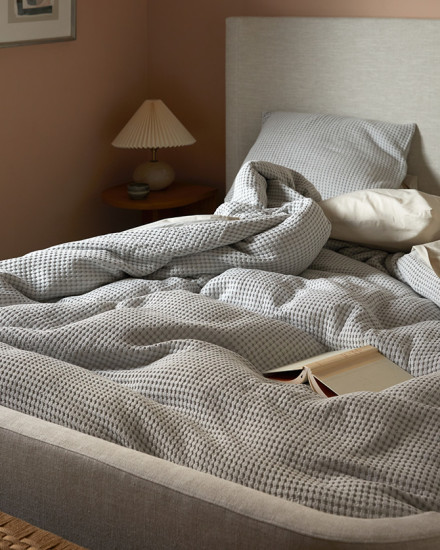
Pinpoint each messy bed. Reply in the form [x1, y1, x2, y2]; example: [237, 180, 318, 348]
[1, 16, 439, 550]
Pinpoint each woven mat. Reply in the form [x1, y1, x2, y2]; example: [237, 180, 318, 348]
[0, 511, 87, 550]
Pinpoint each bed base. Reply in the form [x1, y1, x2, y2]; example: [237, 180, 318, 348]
[1, 406, 439, 549]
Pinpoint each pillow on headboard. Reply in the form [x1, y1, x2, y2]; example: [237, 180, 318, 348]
[243, 112, 416, 199]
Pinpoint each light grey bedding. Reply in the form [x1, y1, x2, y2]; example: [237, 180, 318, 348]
[0, 162, 439, 519]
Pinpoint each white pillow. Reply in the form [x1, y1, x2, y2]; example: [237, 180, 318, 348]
[244, 112, 416, 199]
[320, 189, 440, 252]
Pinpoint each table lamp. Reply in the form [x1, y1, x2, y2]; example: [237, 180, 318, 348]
[112, 99, 196, 190]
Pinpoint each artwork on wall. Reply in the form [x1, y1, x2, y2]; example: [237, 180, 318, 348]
[0, 0, 76, 48]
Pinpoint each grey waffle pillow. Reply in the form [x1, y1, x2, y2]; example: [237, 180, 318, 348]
[243, 112, 416, 199]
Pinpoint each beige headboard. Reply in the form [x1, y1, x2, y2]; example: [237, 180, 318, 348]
[226, 17, 440, 194]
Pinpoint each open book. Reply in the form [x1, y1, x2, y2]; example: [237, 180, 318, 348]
[264, 345, 413, 397]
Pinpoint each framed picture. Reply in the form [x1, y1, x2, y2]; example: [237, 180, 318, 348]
[0, 0, 76, 48]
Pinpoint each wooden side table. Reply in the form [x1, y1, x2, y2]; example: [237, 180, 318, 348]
[102, 182, 218, 223]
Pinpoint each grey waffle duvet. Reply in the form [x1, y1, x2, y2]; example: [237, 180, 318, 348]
[0, 161, 439, 519]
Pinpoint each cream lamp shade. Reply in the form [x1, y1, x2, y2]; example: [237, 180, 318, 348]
[112, 99, 196, 190]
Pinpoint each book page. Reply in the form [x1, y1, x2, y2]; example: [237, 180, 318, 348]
[264, 349, 352, 375]
[315, 358, 413, 395]
[307, 347, 381, 378]
[264, 368, 308, 384]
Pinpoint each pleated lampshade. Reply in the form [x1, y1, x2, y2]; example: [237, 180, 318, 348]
[112, 99, 196, 149]
[112, 99, 196, 190]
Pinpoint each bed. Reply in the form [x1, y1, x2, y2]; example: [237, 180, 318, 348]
[1, 16, 440, 549]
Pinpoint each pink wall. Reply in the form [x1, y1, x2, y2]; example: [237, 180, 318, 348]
[147, 0, 440, 197]
[2, 1, 440, 259]
[0, 0, 148, 259]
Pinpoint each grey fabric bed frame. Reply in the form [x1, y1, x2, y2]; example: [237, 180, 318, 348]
[1, 16, 440, 549]
[2, 405, 439, 549]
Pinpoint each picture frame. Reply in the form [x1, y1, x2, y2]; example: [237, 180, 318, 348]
[0, 0, 76, 48]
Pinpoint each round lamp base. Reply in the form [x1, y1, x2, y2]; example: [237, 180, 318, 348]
[133, 161, 175, 190]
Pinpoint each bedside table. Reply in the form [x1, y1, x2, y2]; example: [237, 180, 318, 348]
[102, 182, 218, 223]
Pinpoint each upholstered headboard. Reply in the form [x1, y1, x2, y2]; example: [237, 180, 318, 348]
[226, 17, 440, 194]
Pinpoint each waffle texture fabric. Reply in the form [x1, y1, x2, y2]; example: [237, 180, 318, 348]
[0, 161, 439, 519]
[243, 112, 415, 199]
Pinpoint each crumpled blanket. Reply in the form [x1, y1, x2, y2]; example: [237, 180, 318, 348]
[0, 161, 439, 519]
